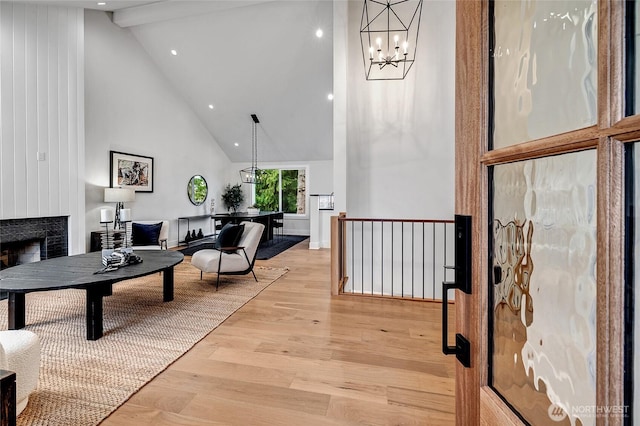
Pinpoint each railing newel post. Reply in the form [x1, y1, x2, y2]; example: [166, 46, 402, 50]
[330, 212, 347, 295]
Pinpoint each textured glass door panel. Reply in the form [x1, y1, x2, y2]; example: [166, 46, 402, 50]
[491, 150, 597, 425]
[492, 1, 597, 149]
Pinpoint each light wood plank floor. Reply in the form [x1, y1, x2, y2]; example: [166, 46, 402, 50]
[102, 240, 456, 425]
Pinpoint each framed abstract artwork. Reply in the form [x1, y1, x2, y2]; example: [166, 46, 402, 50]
[110, 151, 154, 192]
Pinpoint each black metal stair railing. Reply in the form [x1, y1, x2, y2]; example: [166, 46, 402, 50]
[337, 217, 455, 301]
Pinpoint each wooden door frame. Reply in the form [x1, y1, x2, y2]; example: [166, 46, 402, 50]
[455, 1, 629, 424]
[454, 0, 484, 423]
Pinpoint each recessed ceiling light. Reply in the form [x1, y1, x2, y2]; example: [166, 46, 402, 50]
[97, 2, 106, 5]
[170, 49, 178, 56]
[208, 104, 214, 110]
[234, 143, 239, 147]
[327, 93, 334, 101]
[316, 29, 323, 38]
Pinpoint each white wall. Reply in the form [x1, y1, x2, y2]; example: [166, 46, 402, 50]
[0, 3, 85, 254]
[84, 10, 231, 248]
[343, 0, 455, 220]
[332, 1, 348, 216]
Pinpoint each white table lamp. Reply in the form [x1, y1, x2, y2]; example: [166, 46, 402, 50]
[104, 188, 135, 230]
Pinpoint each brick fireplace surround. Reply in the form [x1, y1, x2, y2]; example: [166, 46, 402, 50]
[0, 216, 69, 267]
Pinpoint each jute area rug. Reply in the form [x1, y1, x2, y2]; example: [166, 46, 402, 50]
[0, 260, 288, 426]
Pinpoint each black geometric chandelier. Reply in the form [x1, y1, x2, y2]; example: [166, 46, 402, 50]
[240, 114, 261, 184]
[360, 0, 423, 81]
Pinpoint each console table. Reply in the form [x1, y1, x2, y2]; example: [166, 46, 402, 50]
[177, 215, 213, 245]
[0, 251, 184, 340]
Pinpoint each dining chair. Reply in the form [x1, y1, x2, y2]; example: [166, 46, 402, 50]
[271, 212, 284, 242]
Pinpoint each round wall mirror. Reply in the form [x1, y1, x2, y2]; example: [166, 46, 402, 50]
[187, 175, 208, 206]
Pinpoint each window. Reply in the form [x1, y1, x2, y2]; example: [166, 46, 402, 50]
[254, 168, 306, 214]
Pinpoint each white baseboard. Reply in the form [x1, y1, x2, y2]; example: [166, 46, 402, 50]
[283, 229, 310, 236]
[309, 240, 330, 250]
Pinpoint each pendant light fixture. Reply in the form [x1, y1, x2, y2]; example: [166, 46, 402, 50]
[360, 0, 423, 80]
[240, 114, 261, 184]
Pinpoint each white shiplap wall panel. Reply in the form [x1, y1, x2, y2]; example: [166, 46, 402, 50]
[47, 7, 61, 214]
[1, 4, 16, 217]
[25, 5, 39, 217]
[0, 5, 2, 216]
[61, 8, 73, 217]
[67, 9, 84, 242]
[0, 2, 85, 254]
[36, 5, 50, 214]
[13, 6, 28, 219]
[58, 8, 70, 215]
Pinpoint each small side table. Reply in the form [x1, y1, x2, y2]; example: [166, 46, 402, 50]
[0, 369, 16, 426]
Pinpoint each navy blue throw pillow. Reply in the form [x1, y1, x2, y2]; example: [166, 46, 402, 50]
[132, 222, 162, 246]
[215, 223, 244, 253]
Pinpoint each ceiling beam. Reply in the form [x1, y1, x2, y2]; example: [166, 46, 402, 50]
[113, 0, 274, 27]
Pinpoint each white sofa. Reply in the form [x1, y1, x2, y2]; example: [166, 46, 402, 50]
[0, 330, 40, 416]
[131, 220, 169, 250]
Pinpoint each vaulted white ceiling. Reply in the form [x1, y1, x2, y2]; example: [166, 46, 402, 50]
[18, 0, 335, 163]
[120, 1, 334, 163]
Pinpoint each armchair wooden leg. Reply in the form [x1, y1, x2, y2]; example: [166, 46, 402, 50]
[200, 271, 203, 280]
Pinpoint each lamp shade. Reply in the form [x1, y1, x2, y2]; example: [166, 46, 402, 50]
[100, 208, 114, 223]
[104, 187, 135, 203]
[120, 208, 131, 222]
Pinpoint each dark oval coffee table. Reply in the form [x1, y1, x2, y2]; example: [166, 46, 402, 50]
[0, 250, 184, 340]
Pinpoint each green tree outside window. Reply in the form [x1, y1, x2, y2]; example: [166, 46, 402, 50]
[255, 168, 306, 214]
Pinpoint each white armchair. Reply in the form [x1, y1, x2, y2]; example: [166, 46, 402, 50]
[131, 220, 169, 250]
[0, 330, 40, 416]
[191, 221, 264, 290]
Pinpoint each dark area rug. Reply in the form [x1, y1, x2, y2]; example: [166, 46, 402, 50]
[255, 235, 308, 260]
[179, 235, 308, 259]
[179, 238, 216, 256]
